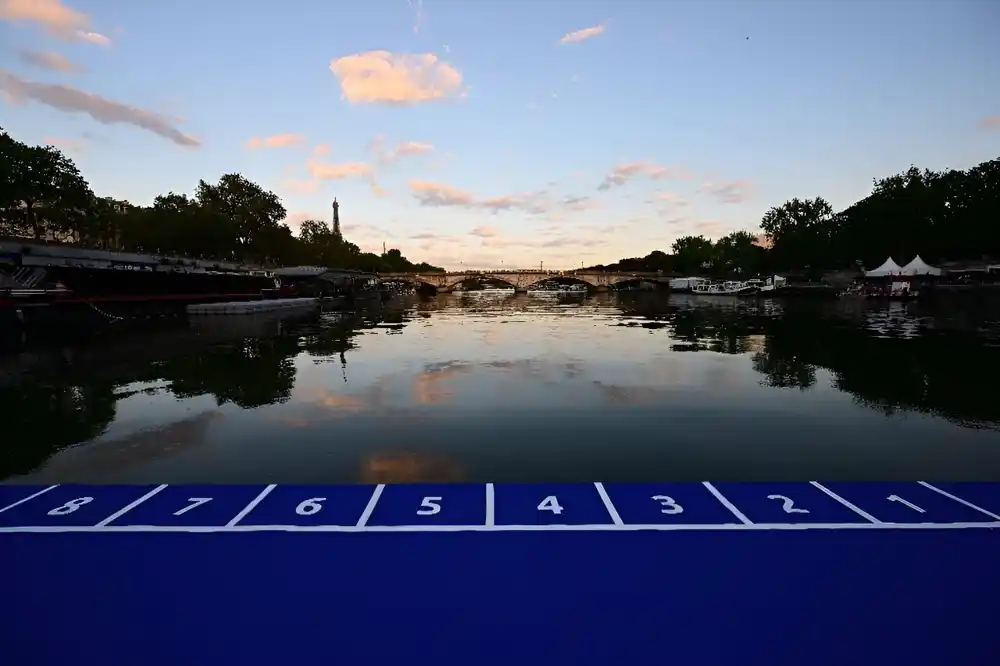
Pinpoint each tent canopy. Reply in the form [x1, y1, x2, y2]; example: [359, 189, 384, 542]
[900, 255, 942, 276]
[865, 257, 903, 277]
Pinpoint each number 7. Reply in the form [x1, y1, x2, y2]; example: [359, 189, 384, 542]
[174, 497, 213, 516]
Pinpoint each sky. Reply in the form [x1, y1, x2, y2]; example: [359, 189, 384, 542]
[1, 0, 999, 270]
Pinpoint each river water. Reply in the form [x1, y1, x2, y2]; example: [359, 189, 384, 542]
[3, 291, 999, 484]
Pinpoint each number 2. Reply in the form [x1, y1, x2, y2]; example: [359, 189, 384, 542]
[173, 497, 212, 516]
[417, 497, 442, 515]
[888, 495, 925, 513]
[651, 495, 683, 514]
[767, 494, 809, 514]
[538, 496, 563, 514]
[47, 497, 94, 516]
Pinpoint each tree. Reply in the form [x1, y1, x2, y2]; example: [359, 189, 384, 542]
[0, 131, 92, 239]
[194, 174, 287, 263]
[671, 235, 715, 274]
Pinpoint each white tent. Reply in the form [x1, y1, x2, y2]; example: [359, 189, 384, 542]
[865, 257, 904, 277]
[899, 255, 942, 276]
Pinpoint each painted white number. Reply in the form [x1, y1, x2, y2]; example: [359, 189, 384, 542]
[417, 496, 442, 515]
[295, 498, 326, 516]
[537, 496, 564, 515]
[887, 495, 926, 513]
[651, 495, 684, 514]
[47, 497, 94, 516]
[173, 497, 213, 516]
[767, 494, 810, 514]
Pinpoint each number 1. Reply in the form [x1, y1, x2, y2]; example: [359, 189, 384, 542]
[174, 497, 213, 516]
[887, 495, 925, 513]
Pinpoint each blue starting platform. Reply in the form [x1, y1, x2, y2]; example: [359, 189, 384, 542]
[3, 481, 1000, 665]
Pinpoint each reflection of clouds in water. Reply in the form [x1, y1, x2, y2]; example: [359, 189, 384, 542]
[361, 451, 465, 483]
[592, 381, 670, 406]
[25, 410, 222, 481]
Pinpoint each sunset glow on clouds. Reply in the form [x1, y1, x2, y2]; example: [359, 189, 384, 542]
[1, 0, 998, 269]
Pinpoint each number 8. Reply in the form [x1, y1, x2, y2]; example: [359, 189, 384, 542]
[47, 497, 94, 516]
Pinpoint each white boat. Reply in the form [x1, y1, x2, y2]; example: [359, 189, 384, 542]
[691, 280, 760, 296]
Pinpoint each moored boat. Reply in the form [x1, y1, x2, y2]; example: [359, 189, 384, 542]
[0, 239, 281, 328]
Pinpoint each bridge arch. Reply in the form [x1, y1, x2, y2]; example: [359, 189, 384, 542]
[520, 275, 598, 292]
[445, 274, 518, 290]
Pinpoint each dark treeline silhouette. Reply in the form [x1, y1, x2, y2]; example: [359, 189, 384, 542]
[0, 128, 443, 273]
[0, 304, 414, 480]
[616, 292, 1000, 430]
[588, 158, 1000, 277]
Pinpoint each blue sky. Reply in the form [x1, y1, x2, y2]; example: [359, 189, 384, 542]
[1, 0, 998, 270]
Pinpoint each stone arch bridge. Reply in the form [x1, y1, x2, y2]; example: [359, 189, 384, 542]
[378, 270, 667, 293]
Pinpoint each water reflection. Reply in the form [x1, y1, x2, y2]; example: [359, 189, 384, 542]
[3, 293, 999, 483]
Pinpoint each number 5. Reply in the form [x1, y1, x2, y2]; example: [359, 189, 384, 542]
[417, 496, 442, 515]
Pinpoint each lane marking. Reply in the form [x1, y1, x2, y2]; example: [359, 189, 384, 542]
[226, 485, 277, 527]
[810, 481, 881, 523]
[356, 484, 385, 527]
[0, 485, 59, 514]
[594, 482, 623, 526]
[919, 481, 1000, 521]
[485, 483, 495, 527]
[0, 521, 998, 534]
[95, 485, 168, 527]
[702, 482, 752, 524]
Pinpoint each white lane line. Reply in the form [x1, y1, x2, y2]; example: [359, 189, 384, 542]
[95, 485, 168, 527]
[702, 482, 752, 524]
[1, 521, 999, 534]
[810, 481, 881, 524]
[356, 484, 385, 527]
[919, 481, 1000, 521]
[0, 485, 58, 514]
[594, 482, 623, 526]
[226, 485, 277, 527]
[485, 483, 495, 527]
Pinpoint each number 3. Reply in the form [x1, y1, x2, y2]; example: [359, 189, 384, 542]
[651, 495, 683, 514]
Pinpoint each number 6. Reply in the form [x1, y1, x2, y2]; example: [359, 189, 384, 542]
[296, 498, 325, 516]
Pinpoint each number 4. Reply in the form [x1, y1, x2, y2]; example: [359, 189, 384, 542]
[538, 496, 563, 514]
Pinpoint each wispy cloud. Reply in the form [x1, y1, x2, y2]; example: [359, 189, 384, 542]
[407, 0, 424, 34]
[980, 115, 1000, 131]
[306, 160, 374, 181]
[0, 0, 112, 46]
[597, 162, 690, 190]
[701, 179, 754, 204]
[367, 135, 435, 164]
[0, 69, 199, 147]
[330, 50, 464, 105]
[245, 133, 305, 149]
[17, 49, 81, 73]
[44, 136, 85, 154]
[312, 142, 331, 155]
[559, 23, 606, 44]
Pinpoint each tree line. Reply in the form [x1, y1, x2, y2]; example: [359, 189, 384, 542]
[0, 128, 444, 273]
[589, 157, 1000, 277]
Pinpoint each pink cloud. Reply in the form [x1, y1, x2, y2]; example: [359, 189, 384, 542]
[245, 133, 305, 149]
[312, 142, 331, 155]
[329, 50, 464, 105]
[0, 0, 111, 45]
[597, 162, 691, 190]
[17, 49, 80, 73]
[980, 115, 1000, 131]
[306, 160, 373, 180]
[559, 23, 606, 44]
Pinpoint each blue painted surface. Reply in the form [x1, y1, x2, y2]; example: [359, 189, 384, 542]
[2, 481, 999, 666]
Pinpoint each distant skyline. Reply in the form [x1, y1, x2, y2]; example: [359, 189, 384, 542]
[1, 0, 998, 269]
